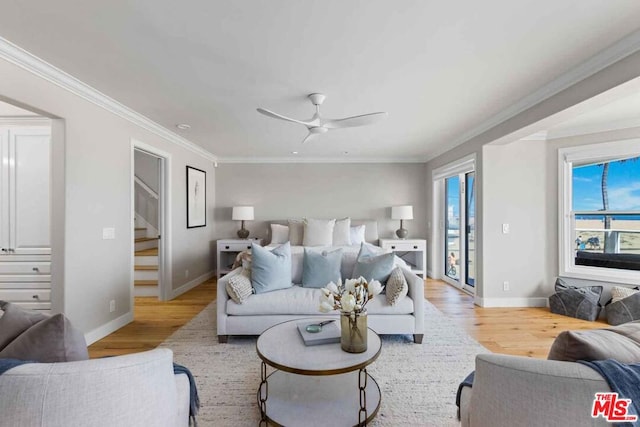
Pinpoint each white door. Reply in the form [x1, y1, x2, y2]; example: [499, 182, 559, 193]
[8, 128, 51, 255]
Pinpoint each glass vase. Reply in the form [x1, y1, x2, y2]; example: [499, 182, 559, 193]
[340, 311, 368, 353]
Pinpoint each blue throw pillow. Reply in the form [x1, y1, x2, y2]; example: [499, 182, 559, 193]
[251, 242, 292, 294]
[352, 243, 394, 283]
[302, 248, 343, 288]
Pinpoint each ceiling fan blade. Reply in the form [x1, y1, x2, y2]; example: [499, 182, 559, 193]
[323, 112, 388, 129]
[257, 108, 312, 126]
[301, 132, 318, 144]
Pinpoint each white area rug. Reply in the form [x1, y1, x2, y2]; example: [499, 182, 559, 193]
[160, 300, 489, 426]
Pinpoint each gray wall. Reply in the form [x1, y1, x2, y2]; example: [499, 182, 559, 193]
[134, 150, 159, 192]
[0, 57, 216, 341]
[214, 162, 428, 253]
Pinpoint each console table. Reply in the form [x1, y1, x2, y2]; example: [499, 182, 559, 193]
[379, 238, 427, 277]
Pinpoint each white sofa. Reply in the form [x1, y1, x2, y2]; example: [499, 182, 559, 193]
[217, 244, 425, 344]
[0, 349, 191, 427]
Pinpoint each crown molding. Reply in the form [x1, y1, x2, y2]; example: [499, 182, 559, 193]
[0, 37, 217, 162]
[428, 29, 640, 160]
[217, 156, 425, 164]
[546, 118, 640, 140]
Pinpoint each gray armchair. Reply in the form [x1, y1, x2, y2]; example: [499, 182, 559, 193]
[0, 348, 190, 427]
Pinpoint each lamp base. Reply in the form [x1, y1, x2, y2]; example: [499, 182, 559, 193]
[395, 228, 408, 239]
[237, 228, 249, 239]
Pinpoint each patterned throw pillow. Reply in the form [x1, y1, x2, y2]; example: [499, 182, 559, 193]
[611, 286, 640, 304]
[386, 267, 408, 306]
[226, 271, 253, 304]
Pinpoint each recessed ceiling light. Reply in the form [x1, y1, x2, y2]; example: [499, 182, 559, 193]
[291, 151, 299, 155]
[343, 151, 349, 155]
[176, 123, 191, 130]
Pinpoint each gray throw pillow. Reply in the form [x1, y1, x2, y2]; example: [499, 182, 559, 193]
[386, 267, 408, 306]
[251, 241, 293, 294]
[302, 248, 343, 288]
[0, 313, 89, 362]
[0, 301, 49, 351]
[547, 320, 640, 363]
[606, 292, 640, 326]
[352, 243, 394, 283]
[548, 278, 602, 321]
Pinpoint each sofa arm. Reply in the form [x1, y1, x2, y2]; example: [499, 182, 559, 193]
[463, 354, 611, 427]
[175, 373, 191, 427]
[217, 268, 242, 340]
[403, 268, 425, 336]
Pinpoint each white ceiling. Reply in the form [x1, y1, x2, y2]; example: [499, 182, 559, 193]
[1, 1, 640, 161]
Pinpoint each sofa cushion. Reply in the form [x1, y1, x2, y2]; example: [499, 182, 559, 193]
[251, 242, 292, 294]
[0, 313, 89, 362]
[333, 218, 351, 246]
[226, 271, 253, 304]
[226, 285, 414, 316]
[302, 248, 343, 288]
[386, 267, 408, 306]
[0, 301, 49, 351]
[303, 218, 336, 246]
[548, 278, 602, 321]
[352, 243, 395, 283]
[547, 320, 640, 363]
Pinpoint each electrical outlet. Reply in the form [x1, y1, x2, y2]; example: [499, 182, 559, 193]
[102, 227, 115, 240]
[503, 281, 510, 291]
[185, 269, 189, 278]
[502, 223, 510, 234]
[109, 300, 116, 313]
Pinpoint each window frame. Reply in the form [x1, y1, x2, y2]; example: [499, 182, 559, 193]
[558, 139, 640, 284]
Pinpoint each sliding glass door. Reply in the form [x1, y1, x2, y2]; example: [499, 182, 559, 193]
[443, 171, 475, 293]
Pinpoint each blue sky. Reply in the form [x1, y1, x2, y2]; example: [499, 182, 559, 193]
[573, 156, 640, 211]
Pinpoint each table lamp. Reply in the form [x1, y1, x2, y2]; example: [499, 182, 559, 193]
[232, 206, 254, 239]
[391, 205, 413, 239]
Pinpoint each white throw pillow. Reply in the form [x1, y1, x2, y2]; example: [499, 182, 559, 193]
[611, 286, 640, 303]
[226, 271, 253, 304]
[270, 224, 289, 245]
[303, 218, 336, 246]
[350, 225, 366, 245]
[333, 217, 351, 246]
[288, 219, 304, 246]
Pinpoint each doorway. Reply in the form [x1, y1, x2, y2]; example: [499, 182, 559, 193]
[131, 140, 171, 302]
[434, 155, 476, 295]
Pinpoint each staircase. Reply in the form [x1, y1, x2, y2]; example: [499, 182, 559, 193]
[134, 227, 159, 297]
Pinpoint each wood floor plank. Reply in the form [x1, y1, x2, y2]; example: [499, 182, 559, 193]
[89, 277, 609, 360]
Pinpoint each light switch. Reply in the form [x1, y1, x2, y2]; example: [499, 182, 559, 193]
[102, 227, 115, 240]
[502, 223, 510, 234]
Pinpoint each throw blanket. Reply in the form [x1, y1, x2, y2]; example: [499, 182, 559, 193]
[579, 359, 640, 427]
[174, 363, 200, 427]
[0, 358, 32, 375]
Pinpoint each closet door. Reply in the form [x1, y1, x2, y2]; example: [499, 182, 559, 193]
[8, 128, 51, 255]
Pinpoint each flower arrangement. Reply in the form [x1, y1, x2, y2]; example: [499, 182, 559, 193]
[319, 277, 384, 314]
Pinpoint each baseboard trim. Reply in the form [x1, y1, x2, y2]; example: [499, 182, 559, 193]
[475, 296, 548, 308]
[84, 311, 134, 345]
[170, 270, 215, 299]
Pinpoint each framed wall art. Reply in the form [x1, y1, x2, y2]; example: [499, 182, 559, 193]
[186, 166, 206, 228]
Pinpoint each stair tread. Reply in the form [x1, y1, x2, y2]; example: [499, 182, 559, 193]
[135, 248, 158, 256]
[135, 280, 158, 286]
[135, 237, 159, 243]
[134, 227, 147, 231]
[134, 265, 158, 271]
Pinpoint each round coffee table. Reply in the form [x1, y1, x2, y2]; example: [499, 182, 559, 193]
[256, 318, 382, 426]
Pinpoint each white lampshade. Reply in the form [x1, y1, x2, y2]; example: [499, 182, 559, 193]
[391, 205, 413, 220]
[232, 206, 254, 221]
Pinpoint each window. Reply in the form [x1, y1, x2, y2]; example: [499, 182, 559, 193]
[559, 140, 640, 283]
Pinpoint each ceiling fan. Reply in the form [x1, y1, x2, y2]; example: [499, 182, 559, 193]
[257, 93, 388, 144]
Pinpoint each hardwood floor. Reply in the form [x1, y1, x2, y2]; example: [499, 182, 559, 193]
[425, 278, 607, 358]
[89, 277, 608, 359]
[88, 278, 216, 358]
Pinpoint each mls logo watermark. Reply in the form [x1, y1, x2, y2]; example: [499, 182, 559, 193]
[592, 392, 638, 423]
